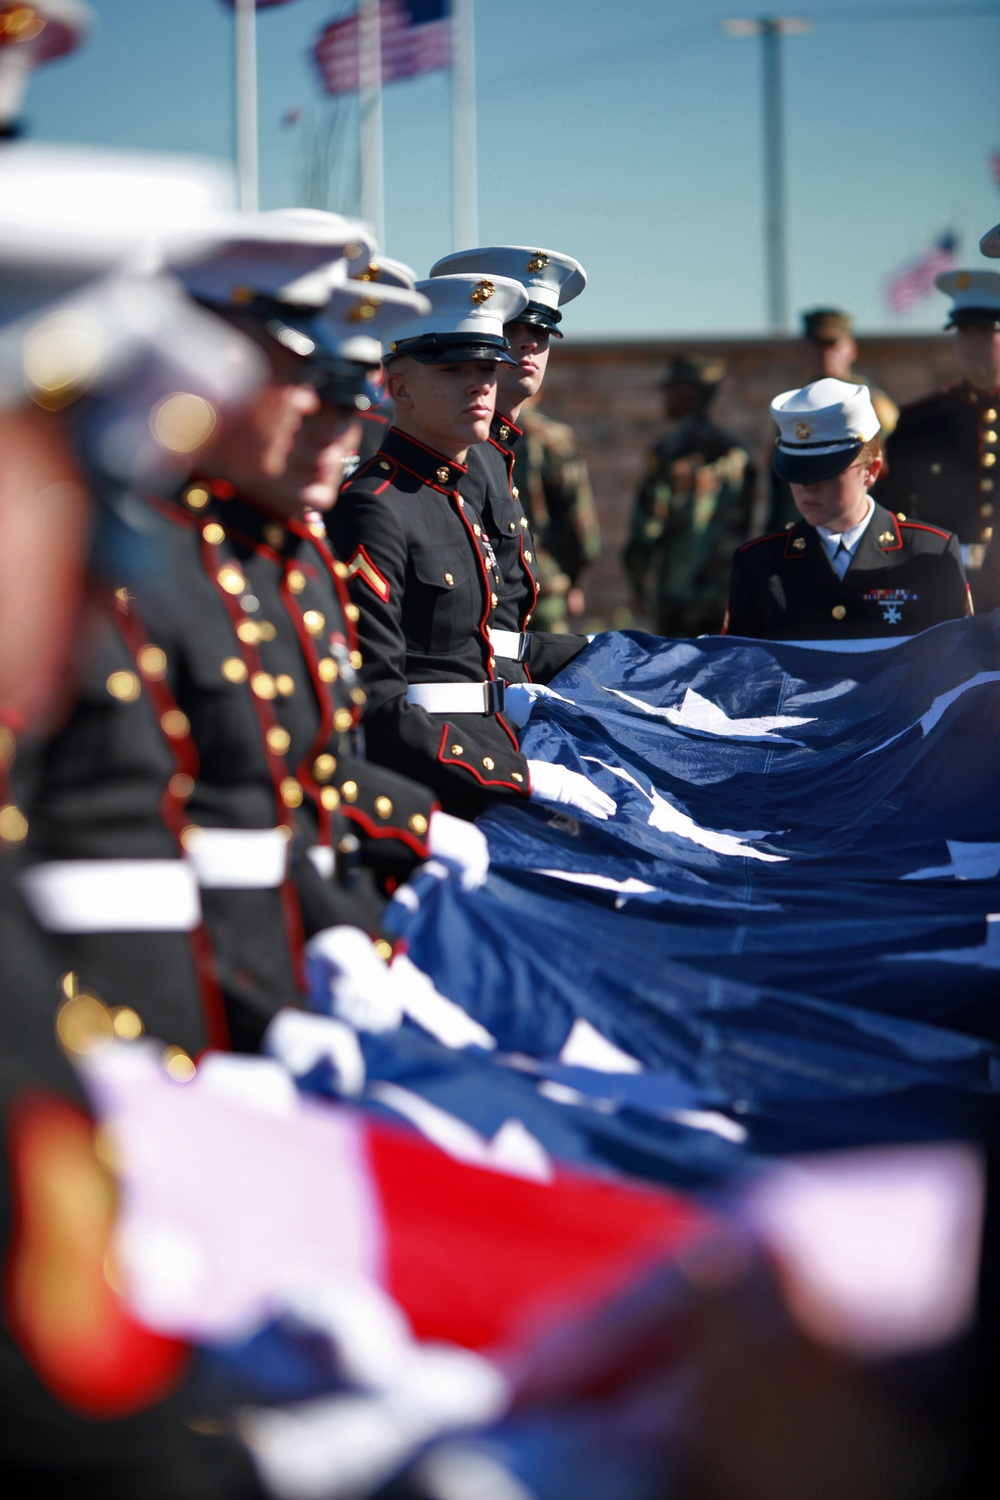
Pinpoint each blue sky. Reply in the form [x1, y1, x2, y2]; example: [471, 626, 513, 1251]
[25, 0, 1000, 336]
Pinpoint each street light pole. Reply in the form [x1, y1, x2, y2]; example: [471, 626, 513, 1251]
[761, 20, 788, 330]
[723, 16, 812, 332]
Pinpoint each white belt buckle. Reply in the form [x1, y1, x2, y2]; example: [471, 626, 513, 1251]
[20, 859, 202, 933]
[490, 629, 525, 661]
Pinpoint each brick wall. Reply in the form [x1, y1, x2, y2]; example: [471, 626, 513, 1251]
[538, 334, 959, 629]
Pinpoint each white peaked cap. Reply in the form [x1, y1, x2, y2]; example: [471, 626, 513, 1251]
[350, 254, 419, 290]
[771, 378, 880, 483]
[317, 279, 432, 366]
[935, 268, 1000, 328]
[172, 209, 376, 309]
[981, 223, 1000, 259]
[429, 245, 586, 335]
[383, 274, 528, 363]
[0, 144, 238, 323]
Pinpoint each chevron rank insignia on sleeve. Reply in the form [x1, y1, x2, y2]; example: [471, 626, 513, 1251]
[346, 545, 390, 603]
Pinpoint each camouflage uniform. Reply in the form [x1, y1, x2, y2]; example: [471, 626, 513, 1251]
[625, 407, 756, 638]
[510, 404, 600, 632]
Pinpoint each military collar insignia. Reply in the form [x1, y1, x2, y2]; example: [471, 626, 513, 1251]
[490, 411, 523, 450]
[379, 426, 468, 491]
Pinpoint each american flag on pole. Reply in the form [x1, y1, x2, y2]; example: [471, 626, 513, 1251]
[883, 232, 959, 316]
[314, 0, 452, 95]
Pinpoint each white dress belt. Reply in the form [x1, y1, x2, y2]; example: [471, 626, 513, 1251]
[405, 680, 506, 715]
[21, 859, 201, 933]
[489, 629, 527, 661]
[182, 826, 291, 889]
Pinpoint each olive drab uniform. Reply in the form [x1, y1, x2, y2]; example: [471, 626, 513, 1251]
[126, 479, 437, 1050]
[625, 414, 756, 637]
[724, 502, 970, 640]
[461, 414, 590, 685]
[877, 382, 1000, 607]
[510, 404, 600, 633]
[328, 427, 535, 820]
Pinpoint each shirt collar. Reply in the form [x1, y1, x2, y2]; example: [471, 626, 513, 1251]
[816, 496, 874, 559]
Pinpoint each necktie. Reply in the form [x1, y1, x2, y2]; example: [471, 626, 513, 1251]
[833, 539, 851, 580]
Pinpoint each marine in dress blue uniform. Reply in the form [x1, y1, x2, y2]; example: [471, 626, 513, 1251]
[428, 246, 591, 684]
[328, 274, 616, 825]
[877, 271, 1000, 608]
[726, 379, 969, 640]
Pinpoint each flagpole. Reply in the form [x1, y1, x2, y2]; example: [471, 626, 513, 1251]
[235, 0, 259, 212]
[451, 0, 478, 249]
[358, 0, 385, 245]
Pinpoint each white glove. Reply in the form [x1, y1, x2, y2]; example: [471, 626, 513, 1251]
[426, 810, 490, 890]
[305, 925, 402, 1033]
[503, 681, 572, 730]
[526, 760, 617, 821]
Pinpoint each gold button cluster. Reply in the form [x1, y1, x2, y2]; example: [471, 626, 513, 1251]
[409, 813, 428, 836]
[281, 777, 303, 808]
[350, 649, 363, 670]
[303, 610, 326, 635]
[57, 992, 114, 1056]
[450, 743, 463, 756]
[983, 527, 994, 543]
[524, 551, 533, 563]
[251, 671, 276, 698]
[351, 686, 367, 706]
[288, 569, 306, 594]
[313, 753, 337, 781]
[203, 522, 225, 546]
[375, 795, 393, 819]
[482, 756, 495, 770]
[107, 670, 141, 702]
[985, 409, 998, 422]
[473, 523, 481, 536]
[138, 645, 167, 680]
[436, 466, 451, 484]
[508, 521, 517, 534]
[984, 453, 997, 469]
[512, 771, 524, 783]
[237, 619, 260, 643]
[334, 561, 349, 579]
[163, 1046, 196, 1082]
[276, 674, 295, 696]
[490, 592, 498, 607]
[267, 725, 291, 754]
[341, 780, 358, 802]
[373, 938, 393, 961]
[161, 709, 190, 738]
[321, 786, 340, 810]
[792, 537, 806, 551]
[0, 804, 28, 845]
[222, 656, 249, 683]
[498, 425, 510, 440]
[520, 516, 528, 529]
[318, 658, 339, 683]
[345, 603, 360, 622]
[184, 485, 210, 511]
[334, 707, 354, 732]
[831, 604, 847, 621]
[444, 572, 455, 586]
[218, 565, 245, 595]
[983, 503, 995, 518]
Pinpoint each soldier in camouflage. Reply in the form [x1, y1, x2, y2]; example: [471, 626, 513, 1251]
[510, 398, 601, 632]
[624, 354, 755, 637]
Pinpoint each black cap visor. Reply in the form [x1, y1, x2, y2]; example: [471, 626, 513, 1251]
[386, 332, 518, 366]
[945, 308, 1000, 331]
[774, 440, 862, 484]
[506, 302, 564, 339]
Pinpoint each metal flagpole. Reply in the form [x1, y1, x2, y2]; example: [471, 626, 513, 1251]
[358, 0, 386, 245]
[235, 0, 259, 212]
[760, 19, 787, 332]
[451, 0, 478, 249]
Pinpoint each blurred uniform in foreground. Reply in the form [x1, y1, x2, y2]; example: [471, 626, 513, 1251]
[877, 271, 1000, 609]
[726, 379, 969, 640]
[625, 354, 755, 637]
[511, 399, 600, 632]
[769, 308, 898, 531]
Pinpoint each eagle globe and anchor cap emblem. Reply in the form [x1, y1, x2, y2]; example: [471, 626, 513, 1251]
[470, 279, 495, 305]
[795, 421, 814, 440]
